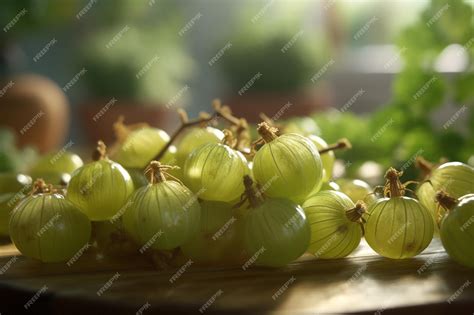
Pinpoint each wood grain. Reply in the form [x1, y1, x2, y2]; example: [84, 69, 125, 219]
[1, 238, 473, 314]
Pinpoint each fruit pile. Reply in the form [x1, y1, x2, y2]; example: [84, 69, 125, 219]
[1, 101, 474, 269]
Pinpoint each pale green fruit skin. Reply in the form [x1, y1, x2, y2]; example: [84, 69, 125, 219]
[244, 198, 310, 267]
[337, 179, 377, 206]
[0, 193, 17, 236]
[113, 127, 170, 168]
[252, 133, 323, 203]
[122, 181, 201, 250]
[365, 197, 434, 259]
[183, 143, 250, 202]
[307, 135, 334, 182]
[320, 181, 340, 191]
[67, 159, 134, 221]
[303, 191, 362, 259]
[440, 194, 474, 268]
[30, 152, 83, 174]
[181, 200, 245, 265]
[126, 168, 149, 190]
[417, 162, 474, 231]
[177, 127, 224, 166]
[9, 194, 91, 263]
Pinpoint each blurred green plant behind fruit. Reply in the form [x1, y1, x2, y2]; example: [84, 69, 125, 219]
[311, 0, 473, 179]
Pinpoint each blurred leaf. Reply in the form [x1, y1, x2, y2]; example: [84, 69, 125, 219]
[454, 73, 474, 104]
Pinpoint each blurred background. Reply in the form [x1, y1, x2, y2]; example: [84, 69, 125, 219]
[0, 0, 473, 181]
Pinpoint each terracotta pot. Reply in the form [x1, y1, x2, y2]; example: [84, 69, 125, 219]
[0, 74, 69, 153]
[79, 100, 179, 146]
[224, 87, 332, 123]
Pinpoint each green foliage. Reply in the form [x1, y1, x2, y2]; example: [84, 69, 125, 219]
[312, 0, 473, 177]
[219, 7, 328, 93]
[75, 0, 194, 103]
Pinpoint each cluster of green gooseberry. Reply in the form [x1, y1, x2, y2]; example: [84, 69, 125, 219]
[1, 102, 474, 269]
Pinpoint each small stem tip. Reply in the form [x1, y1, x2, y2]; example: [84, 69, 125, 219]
[243, 175, 265, 208]
[384, 167, 404, 197]
[257, 122, 279, 143]
[435, 190, 458, 211]
[346, 201, 366, 222]
[416, 156, 434, 178]
[319, 138, 352, 155]
[31, 179, 53, 195]
[145, 161, 181, 184]
[92, 140, 107, 161]
[222, 129, 237, 148]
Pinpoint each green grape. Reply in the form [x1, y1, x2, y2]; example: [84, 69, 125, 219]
[437, 192, 474, 268]
[0, 173, 32, 194]
[252, 122, 323, 203]
[417, 162, 474, 229]
[181, 200, 245, 265]
[67, 141, 134, 221]
[183, 132, 250, 202]
[242, 176, 310, 267]
[9, 180, 91, 263]
[0, 193, 20, 236]
[177, 127, 224, 166]
[365, 168, 434, 259]
[307, 135, 334, 182]
[113, 125, 170, 169]
[303, 191, 364, 258]
[122, 161, 201, 250]
[91, 219, 138, 257]
[337, 179, 377, 206]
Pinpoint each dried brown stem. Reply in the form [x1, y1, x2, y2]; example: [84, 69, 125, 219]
[384, 167, 405, 198]
[346, 201, 366, 222]
[150, 99, 242, 166]
[257, 122, 279, 143]
[92, 140, 108, 161]
[242, 175, 265, 208]
[435, 190, 458, 212]
[318, 138, 352, 155]
[144, 161, 181, 184]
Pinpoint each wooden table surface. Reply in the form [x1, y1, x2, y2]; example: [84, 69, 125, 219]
[1, 237, 473, 315]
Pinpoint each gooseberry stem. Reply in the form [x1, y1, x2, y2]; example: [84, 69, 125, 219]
[318, 138, 352, 155]
[92, 141, 108, 161]
[257, 122, 279, 143]
[233, 118, 252, 153]
[31, 179, 50, 195]
[435, 191, 459, 212]
[145, 161, 167, 184]
[145, 161, 182, 185]
[346, 202, 366, 222]
[150, 99, 241, 165]
[415, 156, 434, 178]
[243, 175, 265, 208]
[384, 167, 404, 198]
[222, 129, 238, 148]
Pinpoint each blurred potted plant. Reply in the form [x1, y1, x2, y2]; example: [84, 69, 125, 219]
[219, 13, 332, 122]
[77, 1, 195, 144]
[0, 0, 78, 152]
